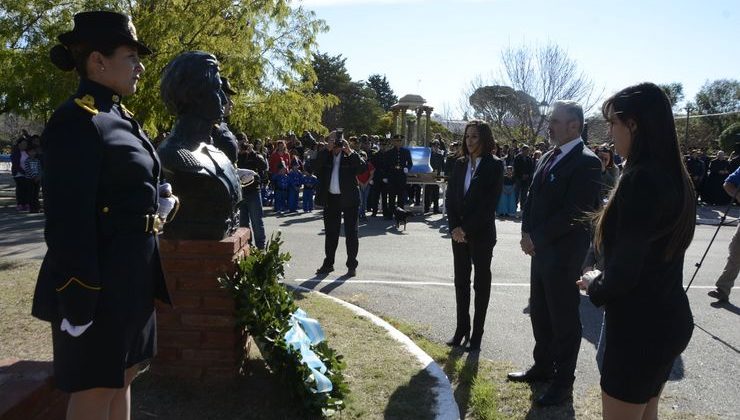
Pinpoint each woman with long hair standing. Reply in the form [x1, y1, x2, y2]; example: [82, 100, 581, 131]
[445, 120, 504, 351]
[578, 83, 695, 419]
[32, 11, 173, 419]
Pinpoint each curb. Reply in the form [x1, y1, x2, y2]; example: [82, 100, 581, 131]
[696, 218, 738, 226]
[286, 284, 460, 420]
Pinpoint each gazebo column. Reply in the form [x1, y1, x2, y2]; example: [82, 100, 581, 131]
[415, 108, 424, 146]
[425, 108, 433, 144]
[392, 108, 400, 135]
[400, 106, 408, 141]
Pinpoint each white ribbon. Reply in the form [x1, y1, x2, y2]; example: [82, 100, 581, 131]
[284, 308, 333, 393]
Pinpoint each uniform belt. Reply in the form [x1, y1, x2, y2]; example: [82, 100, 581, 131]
[103, 213, 163, 234]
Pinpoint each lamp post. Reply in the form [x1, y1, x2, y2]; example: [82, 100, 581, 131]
[537, 100, 549, 146]
[684, 104, 693, 148]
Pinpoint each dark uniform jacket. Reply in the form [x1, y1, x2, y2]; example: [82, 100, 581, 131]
[32, 78, 171, 326]
[211, 122, 239, 164]
[384, 146, 413, 190]
[313, 149, 367, 208]
[430, 150, 445, 175]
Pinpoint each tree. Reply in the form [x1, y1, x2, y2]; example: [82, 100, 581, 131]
[719, 122, 740, 152]
[366, 74, 397, 112]
[310, 52, 383, 135]
[694, 79, 740, 140]
[658, 82, 685, 110]
[0, 0, 335, 137]
[466, 42, 599, 144]
[469, 85, 540, 144]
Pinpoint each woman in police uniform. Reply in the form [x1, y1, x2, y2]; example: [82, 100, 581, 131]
[32, 11, 172, 419]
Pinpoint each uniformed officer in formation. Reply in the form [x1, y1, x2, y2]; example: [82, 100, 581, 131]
[32, 11, 176, 419]
[211, 76, 239, 163]
[382, 134, 413, 219]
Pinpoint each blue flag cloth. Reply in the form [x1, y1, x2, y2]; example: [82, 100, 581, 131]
[284, 308, 333, 393]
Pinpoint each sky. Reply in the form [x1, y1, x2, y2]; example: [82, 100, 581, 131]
[298, 0, 739, 118]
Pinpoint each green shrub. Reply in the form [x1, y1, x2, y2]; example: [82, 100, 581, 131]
[219, 232, 348, 416]
[719, 122, 740, 152]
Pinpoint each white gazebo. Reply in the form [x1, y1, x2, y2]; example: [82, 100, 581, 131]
[390, 94, 434, 146]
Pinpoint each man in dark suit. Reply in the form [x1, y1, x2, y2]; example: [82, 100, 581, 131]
[508, 100, 602, 406]
[424, 139, 445, 214]
[313, 130, 367, 277]
[513, 144, 535, 212]
[382, 134, 413, 219]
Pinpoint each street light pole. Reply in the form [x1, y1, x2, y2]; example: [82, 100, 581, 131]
[684, 105, 692, 148]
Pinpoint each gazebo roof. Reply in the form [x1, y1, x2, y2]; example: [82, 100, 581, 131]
[394, 94, 426, 107]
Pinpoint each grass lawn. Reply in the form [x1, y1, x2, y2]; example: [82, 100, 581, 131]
[1, 258, 712, 419]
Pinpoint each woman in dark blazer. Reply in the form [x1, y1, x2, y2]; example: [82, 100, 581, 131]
[445, 120, 504, 351]
[32, 11, 173, 419]
[578, 83, 695, 419]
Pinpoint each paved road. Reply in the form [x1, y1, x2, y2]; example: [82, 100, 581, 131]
[264, 207, 739, 419]
[1, 170, 738, 418]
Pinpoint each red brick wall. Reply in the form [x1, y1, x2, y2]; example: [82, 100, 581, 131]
[0, 359, 67, 420]
[154, 228, 251, 379]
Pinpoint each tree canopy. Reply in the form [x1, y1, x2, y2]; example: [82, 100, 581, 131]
[366, 74, 397, 112]
[310, 52, 383, 135]
[466, 42, 598, 144]
[0, 0, 336, 137]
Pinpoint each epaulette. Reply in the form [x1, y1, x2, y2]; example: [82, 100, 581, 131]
[120, 103, 134, 117]
[74, 94, 99, 115]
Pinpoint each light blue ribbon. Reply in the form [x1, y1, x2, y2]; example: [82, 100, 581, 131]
[284, 308, 333, 393]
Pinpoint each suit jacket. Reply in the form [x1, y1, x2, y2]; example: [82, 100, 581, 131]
[522, 142, 602, 266]
[314, 149, 367, 208]
[445, 154, 504, 242]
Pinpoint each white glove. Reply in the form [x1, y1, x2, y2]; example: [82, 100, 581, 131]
[577, 269, 602, 292]
[159, 182, 173, 197]
[237, 168, 257, 185]
[369, 180, 374, 185]
[158, 196, 177, 220]
[61, 318, 93, 337]
[403, 168, 409, 174]
[382, 178, 388, 184]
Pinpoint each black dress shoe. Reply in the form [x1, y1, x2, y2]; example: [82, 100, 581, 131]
[536, 385, 573, 406]
[708, 289, 729, 303]
[506, 368, 553, 383]
[315, 265, 334, 274]
[346, 268, 356, 277]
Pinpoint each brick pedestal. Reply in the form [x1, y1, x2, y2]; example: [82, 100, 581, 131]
[0, 359, 67, 420]
[154, 228, 251, 379]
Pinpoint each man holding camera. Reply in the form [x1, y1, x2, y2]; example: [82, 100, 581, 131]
[314, 130, 368, 277]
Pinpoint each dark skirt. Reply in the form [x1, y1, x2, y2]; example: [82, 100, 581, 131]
[600, 298, 693, 403]
[51, 233, 160, 393]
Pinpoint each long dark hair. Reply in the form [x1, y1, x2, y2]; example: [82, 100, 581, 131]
[461, 120, 496, 157]
[594, 82, 695, 260]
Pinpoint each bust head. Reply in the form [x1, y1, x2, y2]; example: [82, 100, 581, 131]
[161, 51, 225, 122]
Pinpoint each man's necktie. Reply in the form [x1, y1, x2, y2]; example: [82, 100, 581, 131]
[540, 147, 562, 185]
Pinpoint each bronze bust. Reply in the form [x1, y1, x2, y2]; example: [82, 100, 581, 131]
[157, 51, 242, 240]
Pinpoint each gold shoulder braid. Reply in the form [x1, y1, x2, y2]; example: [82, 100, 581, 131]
[74, 94, 99, 115]
[120, 103, 134, 117]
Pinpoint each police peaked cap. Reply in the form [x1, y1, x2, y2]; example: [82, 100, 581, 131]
[58, 11, 152, 55]
[220, 77, 238, 95]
